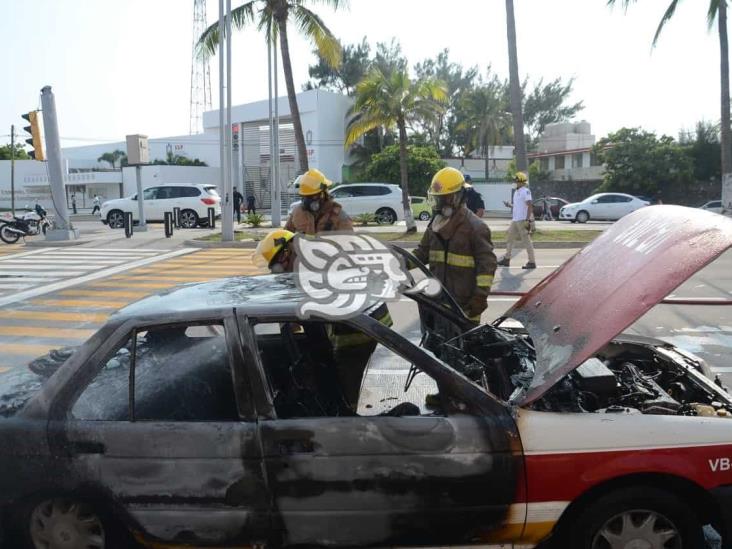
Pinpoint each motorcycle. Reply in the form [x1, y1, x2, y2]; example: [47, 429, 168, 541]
[0, 204, 51, 244]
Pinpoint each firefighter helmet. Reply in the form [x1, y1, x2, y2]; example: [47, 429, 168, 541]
[254, 229, 295, 268]
[295, 168, 332, 196]
[429, 167, 465, 196]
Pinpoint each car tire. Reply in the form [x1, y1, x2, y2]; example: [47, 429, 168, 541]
[576, 210, 590, 224]
[567, 487, 704, 549]
[106, 210, 125, 229]
[418, 211, 431, 221]
[179, 209, 199, 229]
[0, 225, 20, 244]
[375, 207, 397, 225]
[17, 496, 139, 549]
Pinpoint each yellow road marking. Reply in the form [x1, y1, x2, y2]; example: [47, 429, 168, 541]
[0, 367, 10, 373]
[0, 326, 95, 339]
[59, 289, 151, 299]
[90, 281, 173, 289]
[134, 265, 255, 271]
[32, 299, 130, 308]
[3, 343, 59, 356]
[110, 276, 226, 283]
[0, 310, 109, 323]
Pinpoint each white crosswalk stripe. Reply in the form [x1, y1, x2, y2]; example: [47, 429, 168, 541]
[0, 248, 194, 298]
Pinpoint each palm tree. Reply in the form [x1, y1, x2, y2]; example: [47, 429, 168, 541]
[346, 67, 447, 232]
[607, 0, 731, 205]
[505, 0, 529, 173]
[97, 149, 127, 169]
[198, 0, 344, 174]
[458, 82, 513, 180]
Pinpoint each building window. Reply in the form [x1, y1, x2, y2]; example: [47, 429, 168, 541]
[539, 157, 549, 171]
[573, 153, 584, 168]
[590, 152, 602, 166]
[554, 155, 565, 169]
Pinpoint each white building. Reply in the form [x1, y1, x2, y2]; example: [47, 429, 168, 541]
[0, 89, 353, 211]
[530, 121, 604, 181]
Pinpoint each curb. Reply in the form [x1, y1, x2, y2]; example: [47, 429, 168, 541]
[24, 239, 93, 248]
[186, 239, 589, 250]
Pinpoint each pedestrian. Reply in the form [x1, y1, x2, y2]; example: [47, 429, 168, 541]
[91, 195, 101, 215]
[463, 175, 485, 218]
[497, 171, 536, 269]
[413, 167, 497, 324]
[71, 193, 77, 215]
[232, 186, 244, 223]
[285, 168, 353, 234]
[246, 193, 256, 215]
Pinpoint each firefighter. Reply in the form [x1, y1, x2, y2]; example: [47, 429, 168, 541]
[414, 167, 497, 323]
[254, 229, 391, 410]
[285, 168, 353, 234]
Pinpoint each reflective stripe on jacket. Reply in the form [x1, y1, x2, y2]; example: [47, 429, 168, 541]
[285, 199, 353, 235]
[413, 206, 496, 316]
[329, 303, 392, 351]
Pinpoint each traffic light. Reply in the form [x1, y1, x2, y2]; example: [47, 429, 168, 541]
[21, 111, 45, 161]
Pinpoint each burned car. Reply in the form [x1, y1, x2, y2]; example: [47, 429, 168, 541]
[1, 205, 732, 549]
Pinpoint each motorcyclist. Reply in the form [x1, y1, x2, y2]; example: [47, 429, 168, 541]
[285, 168, 353, 234]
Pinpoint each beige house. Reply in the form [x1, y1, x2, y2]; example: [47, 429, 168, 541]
[530, 121, 604, 181]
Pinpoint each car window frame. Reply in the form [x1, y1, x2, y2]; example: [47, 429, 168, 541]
[56, 310, 255, 423]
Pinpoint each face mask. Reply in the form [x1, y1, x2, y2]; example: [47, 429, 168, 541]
[303, 196, 321, 213]
[270, 262, 285, 274]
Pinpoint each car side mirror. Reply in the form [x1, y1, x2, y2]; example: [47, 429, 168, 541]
[591, 200, 598, 204]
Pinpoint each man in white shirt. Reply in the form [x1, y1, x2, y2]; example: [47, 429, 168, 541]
[497, 171, 536, 269]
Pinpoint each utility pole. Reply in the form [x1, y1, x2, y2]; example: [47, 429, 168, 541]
[10, 125, 15, 216]
[506, 0, 528, 173]
[40, 86, 77, 240]
[272, 42, 281, 227]
[218, 0, 234, 241]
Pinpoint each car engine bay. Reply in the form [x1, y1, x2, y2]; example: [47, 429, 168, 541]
[435, 323, 732, 418]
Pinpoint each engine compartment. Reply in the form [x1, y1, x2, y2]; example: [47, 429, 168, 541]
[435, 324, 732, 417]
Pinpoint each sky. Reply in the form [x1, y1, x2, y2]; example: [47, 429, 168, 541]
[0, 0, 724, 149]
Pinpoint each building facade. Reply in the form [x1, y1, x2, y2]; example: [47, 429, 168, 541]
[530, 121, 604, 181]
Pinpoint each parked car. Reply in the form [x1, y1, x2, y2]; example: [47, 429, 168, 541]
[533, 196, 568, 220]
[290, 183, 404, 225]
[559, 192, 649, 223]
[410, 196, 432, 221]
[2, 206, 732, 548]
[701, 200, 724, 214]
[100, 184, 222, 229]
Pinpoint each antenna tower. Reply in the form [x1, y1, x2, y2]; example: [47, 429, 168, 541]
[190, 0, 213, 134]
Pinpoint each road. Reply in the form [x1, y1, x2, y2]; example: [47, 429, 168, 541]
[0, 240, 731, 387]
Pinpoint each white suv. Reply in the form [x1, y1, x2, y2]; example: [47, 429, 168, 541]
[290, 182, 404, 224]
[101, 184, 222, 229]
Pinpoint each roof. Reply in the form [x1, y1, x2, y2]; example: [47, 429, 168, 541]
[114, 274, 306, 319]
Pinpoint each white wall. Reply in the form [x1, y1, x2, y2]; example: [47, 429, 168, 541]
[120, 165, 220, 196]
[472, 183, 514, 211]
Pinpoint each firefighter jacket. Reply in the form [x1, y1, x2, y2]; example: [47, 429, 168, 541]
[413, 205, 497, 321]
[285, 199, 353, 234]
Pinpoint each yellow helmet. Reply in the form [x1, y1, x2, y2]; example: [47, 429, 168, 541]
[514, 171, 528, 183]
[254, 229, 295, 268]
[295, 168, 332, 196]
[429, 167, 465, 196]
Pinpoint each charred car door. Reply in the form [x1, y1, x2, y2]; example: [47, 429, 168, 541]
[241, 313, 522, 547]
[53, 313, 268, 547]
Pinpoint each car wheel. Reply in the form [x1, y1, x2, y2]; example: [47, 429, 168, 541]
[28, 498, 106, 549]
[0, 225, 20, 244]
[418, 211, 431, 221]
[375, 207, 397, 225]
[576, 210, 590, 223]
[568, 487, 703, 549]
[106, 210, 125, 229]
[179, 209, 199, 229]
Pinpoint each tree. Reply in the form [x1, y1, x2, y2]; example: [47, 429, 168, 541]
[607, 0, 730, 207]
[456, 78, 513, 179]
[198, 0, 345, 174]
[505, 0, 528, 172]
[523, 77, 584, 143]
[593, 127, 693, 195]
[305, 37, 370, 95]
[97, 149, 127, 169]
[679, 120, 722, 182]
[152, 152, 208, 166]
[346, 67, 447, 232]
[360, 144, 445, 196]
[0, 144, 30, 160]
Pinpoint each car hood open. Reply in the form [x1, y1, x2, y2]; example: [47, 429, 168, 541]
[505, 205, 732, 405]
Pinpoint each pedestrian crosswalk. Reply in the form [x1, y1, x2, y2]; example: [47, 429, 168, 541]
[0, 247, 194, 302]
[0, 248, 264, 372]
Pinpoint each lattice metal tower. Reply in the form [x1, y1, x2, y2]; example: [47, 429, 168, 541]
[189, 0, 213, 134]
